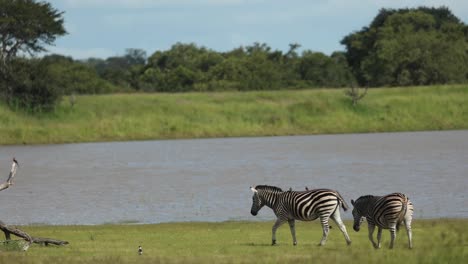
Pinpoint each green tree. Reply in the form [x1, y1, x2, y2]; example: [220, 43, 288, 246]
[43, 54, 117, 95]
[5, 58, 60, 111]
[341, 6, 468, 86]
[298, 51, 355, 87]
[0, 0, 66, 111]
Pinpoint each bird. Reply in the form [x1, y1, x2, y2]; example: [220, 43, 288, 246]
[13, 157, 19, 166]
[138, 245, 143, 255]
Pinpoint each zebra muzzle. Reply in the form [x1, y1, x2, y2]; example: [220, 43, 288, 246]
[251, 210, 258, 216]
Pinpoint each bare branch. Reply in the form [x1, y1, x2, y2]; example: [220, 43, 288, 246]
[0, 158, 18, 192]
[346, 85, 369, 107]
[0, 159, 69, 250]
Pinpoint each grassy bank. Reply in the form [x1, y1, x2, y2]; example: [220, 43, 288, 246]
[1, 85, 467, 145]
[0, 219, 466, 263]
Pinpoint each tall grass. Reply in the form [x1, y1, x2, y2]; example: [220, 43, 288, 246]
[1, 85, 467, 145]
[0, 219, 466, 263]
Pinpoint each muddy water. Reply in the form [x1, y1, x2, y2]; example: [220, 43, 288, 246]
[0, 130, 467, 225]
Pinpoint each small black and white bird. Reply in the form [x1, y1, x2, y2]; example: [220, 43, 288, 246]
[138, 245, 143, 255]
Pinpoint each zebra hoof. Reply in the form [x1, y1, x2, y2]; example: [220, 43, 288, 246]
[271, 240, 276, 246]
[293, 242, 297, 246]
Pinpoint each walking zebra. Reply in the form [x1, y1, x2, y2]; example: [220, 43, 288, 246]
[250, 185, 351, 246]
[351, 193, 414, 249]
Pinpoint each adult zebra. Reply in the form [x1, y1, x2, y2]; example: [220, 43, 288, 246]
[351, 193, 414, 249]
[250, 185, 352, 246]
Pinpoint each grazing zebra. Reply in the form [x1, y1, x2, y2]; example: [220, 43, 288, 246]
[250, 185, 351, 246]
[351, 193, 414, 249]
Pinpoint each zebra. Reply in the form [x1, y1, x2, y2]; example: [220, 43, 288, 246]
[250, 185, 352, 246]
[351, 192, 414, 249]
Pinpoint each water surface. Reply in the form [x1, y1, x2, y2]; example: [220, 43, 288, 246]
[0, 130, 467, 225]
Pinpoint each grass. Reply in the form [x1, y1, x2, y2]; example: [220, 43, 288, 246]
[0, 219, 465, 263]
[1, 85, 467, 145]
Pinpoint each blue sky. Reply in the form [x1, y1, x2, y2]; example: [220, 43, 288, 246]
[45, 0, 468, 59]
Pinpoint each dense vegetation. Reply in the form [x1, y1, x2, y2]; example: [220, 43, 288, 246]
[0, 2, 467, 112]
[0, 0, 66, 111]
[0, 219, 466, 263]
[341, 7, 468, 87]
[1, 85, 466, 145]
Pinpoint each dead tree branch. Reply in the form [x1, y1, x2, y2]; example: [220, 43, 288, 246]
[346, 85, 368, 106]
[1, 158, 69, 250]
[0, 158, 18, 191]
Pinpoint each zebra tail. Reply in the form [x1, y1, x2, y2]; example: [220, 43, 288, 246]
[397, 195, 409, 232]
[335, 191, 349, 211]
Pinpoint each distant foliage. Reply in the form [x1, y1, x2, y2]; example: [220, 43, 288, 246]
[133, 42, 355, 92]
[341, 6, 468, 87]
[3, 59, 61, 112]
[43, 55, 117, 94]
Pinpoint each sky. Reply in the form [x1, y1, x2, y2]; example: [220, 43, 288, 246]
[45, 0, 468, 60]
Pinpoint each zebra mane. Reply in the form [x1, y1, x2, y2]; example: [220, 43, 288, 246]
[254, 185, 283, 192]
[356, 195, 375, 202]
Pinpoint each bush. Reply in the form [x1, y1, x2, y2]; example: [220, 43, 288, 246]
[2, 59, 62, 112]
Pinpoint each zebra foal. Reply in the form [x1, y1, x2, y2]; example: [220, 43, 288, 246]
[250, 185, 351, 246]
[351, 193, 414, 249]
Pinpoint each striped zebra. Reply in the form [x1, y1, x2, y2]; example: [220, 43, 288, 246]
[250, 185, 352, 246]
[351, 193, 414, 249]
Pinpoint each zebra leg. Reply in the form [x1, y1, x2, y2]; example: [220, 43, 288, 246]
[404, 215, 413, 249]
[288, 219, 297, 246]
[272, 218, 285, 246]
[389, 225, 397, 249]
[376, 227, 382, 249]
[367, 223, 379, 249]
[318, 216, 330, 246]
[331, 208, 351, 245]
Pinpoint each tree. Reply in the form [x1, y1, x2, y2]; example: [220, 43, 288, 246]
[0, 0, 66, 74]
[44, 54, 117, 95]
[0, 0, 66, 110]
[298, 51, 356, 88]
[341, 6, 468, 86]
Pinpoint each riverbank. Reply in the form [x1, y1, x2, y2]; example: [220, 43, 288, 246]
[1, 85, 467, 145]
[1, 219, 466, 263]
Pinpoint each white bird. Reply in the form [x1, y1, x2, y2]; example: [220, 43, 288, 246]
[138, 245, 143, 255]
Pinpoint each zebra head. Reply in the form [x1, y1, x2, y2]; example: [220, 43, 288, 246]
[351, 198, 366, 232]
[250, 185, 283, 216]
[250, 187, 263, 216]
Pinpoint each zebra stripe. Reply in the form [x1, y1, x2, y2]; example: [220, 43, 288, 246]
[250, 185, 351, 246]
[351, 193, 414, 249]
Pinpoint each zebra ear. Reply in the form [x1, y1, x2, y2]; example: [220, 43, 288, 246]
[351, 199, 355, 206]
[250, 187, 258, 193]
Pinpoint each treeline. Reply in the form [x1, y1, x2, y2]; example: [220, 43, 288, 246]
[45, 43, 355, 95]
[1, 3, 467, 112]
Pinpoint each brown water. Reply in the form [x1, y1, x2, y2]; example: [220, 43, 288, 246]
[0, 130, 467, 225]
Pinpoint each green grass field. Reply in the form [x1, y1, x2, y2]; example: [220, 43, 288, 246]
[1, 85, 467, 145]
[0, 219, 466, 263]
